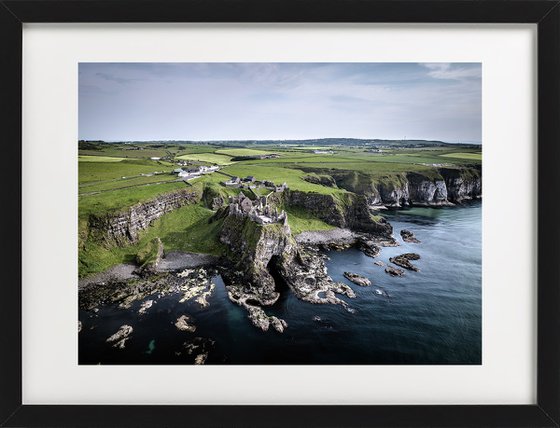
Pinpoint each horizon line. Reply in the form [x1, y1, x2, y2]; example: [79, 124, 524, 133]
[79, 137, 483, 145]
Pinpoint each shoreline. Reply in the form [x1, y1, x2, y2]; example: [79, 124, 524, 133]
[78, 251, 220, 288]
[79, 201, 481, 286]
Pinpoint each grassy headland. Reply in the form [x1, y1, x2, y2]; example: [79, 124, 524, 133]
[78, 139, 481, 277]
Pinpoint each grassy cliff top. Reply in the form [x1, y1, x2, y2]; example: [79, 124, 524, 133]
[78, 142, 481, 277]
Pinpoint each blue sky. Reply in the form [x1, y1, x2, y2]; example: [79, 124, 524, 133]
[79, 63, 481, 143]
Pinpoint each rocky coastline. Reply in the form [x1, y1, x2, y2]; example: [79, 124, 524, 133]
[79, 169, 481, 363]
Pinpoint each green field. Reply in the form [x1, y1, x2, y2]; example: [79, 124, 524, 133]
[221, 164, 345, 196]
[78, 140, 481, 277]
[215, 148, 274, 157]
[176, 153, 234, 165]
[285, 206, 336, 235]
[79, 204, 225, 277]
[440, 152, 482, 160]
[79, 155, 128, 162]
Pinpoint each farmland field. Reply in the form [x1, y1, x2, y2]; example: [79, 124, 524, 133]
[215, 148, 276, 157]
[440, 152, 482, 160]
[176, 153, 234, 165]
[79, 155, 128, 162]
[78, 140, 481, 278]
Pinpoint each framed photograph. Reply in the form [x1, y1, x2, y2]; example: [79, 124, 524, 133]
[2, 0, 559, 427]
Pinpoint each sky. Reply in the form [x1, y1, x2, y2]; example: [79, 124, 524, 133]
[79, 63, 481, 143]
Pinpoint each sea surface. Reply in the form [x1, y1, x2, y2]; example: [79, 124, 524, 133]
[79, 201, 481, 365]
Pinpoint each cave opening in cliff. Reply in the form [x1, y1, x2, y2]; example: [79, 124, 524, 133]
[267, 255, 289, 296]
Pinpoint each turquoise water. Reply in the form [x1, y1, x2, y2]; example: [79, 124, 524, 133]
[79, 202, 481, 365]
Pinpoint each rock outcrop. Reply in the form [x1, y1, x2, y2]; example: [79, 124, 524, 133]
[390, 253, 421, 271]
[88, 189, 200, 246]
[175, 315, 196, 332]
[400, 229, 420, 243]
[217, 197, 358, 331]
[343, 272, 371, 287]
[385, 265, 405, 277]
[278, 247, 356, 306]
[220, 213, 294, 306]
[106, 325, 133, 349]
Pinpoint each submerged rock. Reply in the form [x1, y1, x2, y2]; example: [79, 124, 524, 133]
[278, 247, 356, 306]
[390, 253, 421, 271]
[177, 337, 215, 364]
[138, 299, 154, 315]
[106, 325, 133, 349]
[79, 265, 219, 313]
[226, 286, 288, 333]
[400, 229, 420, 243]
[385, 265, 405, 277]
[374, 288, 390, 298]
[194, 353, 208, 365]
[357, 237, 380, 258]
[343, 272, 371, 287]
[175, 315, 196, 332]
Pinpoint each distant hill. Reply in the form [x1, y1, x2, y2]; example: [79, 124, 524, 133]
[80, 138, 481, 148]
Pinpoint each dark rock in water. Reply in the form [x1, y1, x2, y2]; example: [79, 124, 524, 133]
[279, 247, 356, 306]
[343, 272, 371, 287]
[374, 288, 390, 298]
[374, 260, 385, 267]
[79, 266, 218, 312]
[328, 242, 353, 251]
[194, 353, 208, 365]
[138, 299, 154, 315]
[357, 236, 380, 258]
[106, 325, 133, 349]
[313, 315, 334, 329]
[385, 265, 405, 277]
[177, 337, 215, 364]
[400, 229, 420, 243]
[390, 253, 421, 271]
[175, 315, 196, 332]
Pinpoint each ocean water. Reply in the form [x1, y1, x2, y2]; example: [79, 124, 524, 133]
[79, 201, 481, 365]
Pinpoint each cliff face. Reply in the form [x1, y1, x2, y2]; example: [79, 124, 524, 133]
[285, 190, 393, 237]
[286, 191, 346, 227]
[218, 206, 357, 313]
[88, 189, 200, 246]
[406, 173, 449, 206]
[439, 168, 482, 202]
[219, 212, 295, 305]
[328, 166, 481, 207]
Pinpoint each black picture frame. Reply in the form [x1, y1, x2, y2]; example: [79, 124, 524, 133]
[1, 1, 558, 427]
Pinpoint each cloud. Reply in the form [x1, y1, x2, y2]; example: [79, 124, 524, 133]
[421, 63, 481, 80]
[79, 63, 481, 143]
[95, 72, 141, 85]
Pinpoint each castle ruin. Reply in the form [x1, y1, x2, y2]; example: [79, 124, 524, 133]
[228, 193, 288, 225]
